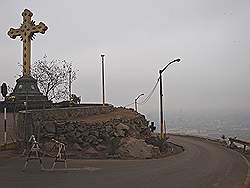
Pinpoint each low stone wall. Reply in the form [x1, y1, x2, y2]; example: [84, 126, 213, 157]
[39, 114, 152, 159]
[17, 105, 114, 141]
[16, 105, 163, 159]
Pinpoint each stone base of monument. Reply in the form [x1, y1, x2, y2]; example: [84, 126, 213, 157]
[4, 76, 52, 111]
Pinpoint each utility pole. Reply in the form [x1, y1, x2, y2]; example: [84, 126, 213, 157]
[159, 58, 181, 139]
[101, 54, 105, 106]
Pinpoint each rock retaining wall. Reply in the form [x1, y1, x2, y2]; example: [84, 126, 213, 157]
[15, 106, 180, 159]
[17, 105, 114, 141]
[39, 112, 153, 159]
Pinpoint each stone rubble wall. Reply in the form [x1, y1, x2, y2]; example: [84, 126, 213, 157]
[39, 112, 153, 159]
[15, 106, 176, 159]
[16, 105, 114, 141]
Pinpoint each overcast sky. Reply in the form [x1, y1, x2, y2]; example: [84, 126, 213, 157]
[0, 0, 250, 117]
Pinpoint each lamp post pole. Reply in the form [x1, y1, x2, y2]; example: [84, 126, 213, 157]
[101, 54, 105, 106]
[135, 93, 144, 112]
[159, 58, 181, 139]
[69, 65, 72, 101]
[159, 70, 164, 139]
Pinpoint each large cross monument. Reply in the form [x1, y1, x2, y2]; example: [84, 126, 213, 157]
[7, 9, 51, 110]
[8, 9, 48, 76]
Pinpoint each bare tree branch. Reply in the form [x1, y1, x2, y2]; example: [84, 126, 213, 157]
[31, 56, 77, 102]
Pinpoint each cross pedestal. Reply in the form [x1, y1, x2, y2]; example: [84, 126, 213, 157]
[9, 76, 51, 111]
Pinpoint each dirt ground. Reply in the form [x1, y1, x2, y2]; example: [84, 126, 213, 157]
[79, 107, 139, 124]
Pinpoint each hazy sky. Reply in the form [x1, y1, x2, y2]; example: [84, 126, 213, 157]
[0, 0, 250, 116]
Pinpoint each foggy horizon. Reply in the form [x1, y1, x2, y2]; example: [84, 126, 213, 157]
[1, 0, 250, 115]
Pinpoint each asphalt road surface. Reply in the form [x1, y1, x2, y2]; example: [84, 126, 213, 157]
[0, 135, 249, 188]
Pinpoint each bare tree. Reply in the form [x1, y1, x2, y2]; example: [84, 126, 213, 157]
[31, 56, 77, 102]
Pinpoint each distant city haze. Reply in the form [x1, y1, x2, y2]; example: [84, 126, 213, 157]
[1, 0, 250, 118]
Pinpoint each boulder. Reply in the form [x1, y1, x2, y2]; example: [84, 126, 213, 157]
[86, 135, 98, 144]
[44, 124, 56, 133]
[96, 144, 107, 151]
[84, 146, 99, 154]
[75, 131, 82, 138]
[115, 123, 129, 137]
[105, 125, 113, 133]
[118, 137, 154, 159]
[72, 143, 83, 151]
[90, 130, 99, 137]
[80, 142, 90, 149]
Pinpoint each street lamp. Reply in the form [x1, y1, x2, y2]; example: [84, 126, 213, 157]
[159, 58, 181, 139]
[101, 54, 105, 106]
[135, 93, 144, 112]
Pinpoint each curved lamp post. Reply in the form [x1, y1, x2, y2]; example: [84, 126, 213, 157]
[159, 58, 181, 139]
[135, 93, 144, 112]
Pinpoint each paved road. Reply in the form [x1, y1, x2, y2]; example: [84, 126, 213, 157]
[0, 135, 248, 188]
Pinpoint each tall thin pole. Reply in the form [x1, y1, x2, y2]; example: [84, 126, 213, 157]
[101, 54, 105, 106]
[135, 100, 137, 112]
[159, 71, 164, 139]
[25, 93, 28, 145]
[69, 65, 72, 101]
[4, 103, 7, 147]
[159, 58, 181, 140]
[1, 83, 8, 148]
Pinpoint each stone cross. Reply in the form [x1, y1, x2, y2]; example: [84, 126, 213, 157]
[7, 9, 48, 76]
